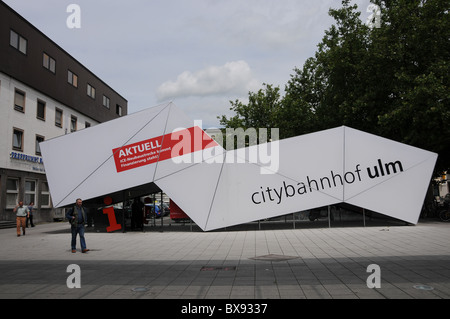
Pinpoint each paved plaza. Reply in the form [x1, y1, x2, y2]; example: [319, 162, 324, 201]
[0, 219, 449, 300]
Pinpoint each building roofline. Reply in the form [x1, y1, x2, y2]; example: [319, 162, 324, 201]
[0, 0, 128, 103]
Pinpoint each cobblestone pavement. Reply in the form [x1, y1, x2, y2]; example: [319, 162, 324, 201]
[0, 219, 449, 300]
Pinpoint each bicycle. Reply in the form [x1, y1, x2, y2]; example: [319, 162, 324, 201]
[439, 194, 450, 222]
[440, 207, 450, 222]
[421, 195, 441, 219]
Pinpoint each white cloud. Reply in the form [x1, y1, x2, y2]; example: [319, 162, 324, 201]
[156, 60, 260, 101]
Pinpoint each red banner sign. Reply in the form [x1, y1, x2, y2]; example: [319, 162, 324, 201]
[112, 126, 218, 173]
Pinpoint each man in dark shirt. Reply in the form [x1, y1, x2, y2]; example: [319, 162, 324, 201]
[66, 198, 89, 253]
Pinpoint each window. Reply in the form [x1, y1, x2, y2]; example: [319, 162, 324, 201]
[43, 53, 56, 73]
[24, 180, 37, 206]
[70, 116, 77, 132]
[103, 95, 110, 109]
[37, 100, 46, 120]
[87, 84, 96, 99]
[12, 128, 24, 151]
[116, 104, 123, 117]
[68, 70, 78, 88]
[6, 178, 19, 208]
[14, 89, 25, 112]
[10, 30, 27, 54]
[85, 122, 91, 128]
[41, 182, 51, 208]
[36, 135, 44, 155]
[9, 30, 18, 48]
[55, 108, 63, 128]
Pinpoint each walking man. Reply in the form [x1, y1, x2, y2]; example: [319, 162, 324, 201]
[66, 198, 89, 253]
[14, 200, 29, 237]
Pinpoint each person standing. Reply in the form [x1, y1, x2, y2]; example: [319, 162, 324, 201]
[13, 200, 29, 237]
[26, 201, 35, 228]
[66, 198, 89, 253]
[131, 197, 144, 230]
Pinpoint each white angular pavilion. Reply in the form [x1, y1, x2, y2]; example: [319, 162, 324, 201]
[40, 102, 438, 231]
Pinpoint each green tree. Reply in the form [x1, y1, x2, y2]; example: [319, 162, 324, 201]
[218, 83, 282, 140]
[372, 0, 450, 172]
[283, 0, 374, 134]
[219, 0, 450, 172]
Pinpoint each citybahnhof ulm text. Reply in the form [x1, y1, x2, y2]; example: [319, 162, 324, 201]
[251, 159, 404, 205]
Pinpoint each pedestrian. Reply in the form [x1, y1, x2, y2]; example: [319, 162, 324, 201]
[131, 197, 144, 230]
[13, 200, 29, 237]
[66, 198, 90, 253]
[26, 201, 35, 228]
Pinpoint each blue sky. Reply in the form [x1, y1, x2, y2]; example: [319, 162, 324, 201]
[4, 0, 372, 127]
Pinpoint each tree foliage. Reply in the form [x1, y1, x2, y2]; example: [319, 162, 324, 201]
[219, 0, 449, 173]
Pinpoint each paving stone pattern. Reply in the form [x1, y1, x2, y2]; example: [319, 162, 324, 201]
[0, 220, 449, 299]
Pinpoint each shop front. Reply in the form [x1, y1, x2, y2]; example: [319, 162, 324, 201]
[0, 151, 54, 223]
